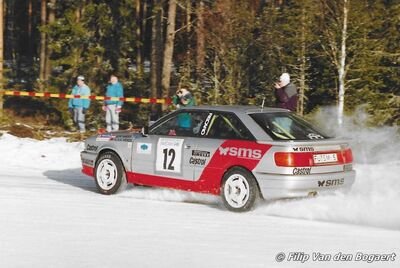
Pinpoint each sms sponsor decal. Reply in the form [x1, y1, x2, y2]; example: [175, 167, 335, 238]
[318, 178, 344, 187]
[218, 147, 262, 159]
[292, 147, 314, 152]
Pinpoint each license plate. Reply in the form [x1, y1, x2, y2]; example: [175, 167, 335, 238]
[313, 153, 338, 164]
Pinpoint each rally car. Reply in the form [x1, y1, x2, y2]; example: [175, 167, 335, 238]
[81, 106, 355, 212]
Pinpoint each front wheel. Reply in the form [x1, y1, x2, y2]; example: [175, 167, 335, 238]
[221, 167, 259, 212]
[95, 152, 126, 194]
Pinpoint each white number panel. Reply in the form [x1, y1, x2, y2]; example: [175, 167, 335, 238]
[156, 138, 184, 173]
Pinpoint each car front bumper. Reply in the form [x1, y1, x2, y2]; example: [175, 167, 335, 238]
[80, 151, 97, 176]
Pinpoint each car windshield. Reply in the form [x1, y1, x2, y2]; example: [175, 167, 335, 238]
[250, 112, 331, 140]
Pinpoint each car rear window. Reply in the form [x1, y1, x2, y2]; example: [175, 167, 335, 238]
[250, 112, 331, 140]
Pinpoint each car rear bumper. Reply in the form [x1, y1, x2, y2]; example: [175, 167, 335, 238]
[255, 170, 356, 200]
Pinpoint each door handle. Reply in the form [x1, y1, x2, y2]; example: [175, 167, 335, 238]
[184, 144, 191, 149]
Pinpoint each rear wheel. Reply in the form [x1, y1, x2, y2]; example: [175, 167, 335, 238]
[95, 152, 126, 194]
[221, 167, 259, 212]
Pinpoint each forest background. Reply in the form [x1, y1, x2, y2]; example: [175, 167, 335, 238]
[0, 0, 399, 132]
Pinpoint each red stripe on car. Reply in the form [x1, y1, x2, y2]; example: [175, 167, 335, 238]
[127, 140, 272, 195]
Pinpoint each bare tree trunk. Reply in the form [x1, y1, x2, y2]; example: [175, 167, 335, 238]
[338, 0, 349, 126]
[213, 55, 220, 105]
[196, 0, 205, 76]
[141, 1, 147, 69]
[39, 0, 47, 86]
[45, 0, 56, 81]
[184, 0, 191, 80]
[186, 0, 191, 33]
[5, 0, 15, 65]
[161, 0, 177, 99]
[298, 4, 307, 116]
[150, 1, 163, 98]
[28, 0, 33, 64]
[135, 0, 143, 78]
[71, 6, 83, 78]
[28, 0, 32, 38]
[0, 0, 4, 114]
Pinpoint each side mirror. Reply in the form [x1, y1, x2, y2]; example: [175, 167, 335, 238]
[142, 126, 149, 136]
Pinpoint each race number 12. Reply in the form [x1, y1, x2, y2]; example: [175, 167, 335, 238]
[156, 138, 184, 173]
[162, 148, 175, 170]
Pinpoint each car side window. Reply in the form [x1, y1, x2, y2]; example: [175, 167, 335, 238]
[150, 111, 210, 137]
[205, 112, 254, 140]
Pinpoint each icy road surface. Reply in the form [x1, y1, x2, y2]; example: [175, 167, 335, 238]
[0, 132, 399, 268]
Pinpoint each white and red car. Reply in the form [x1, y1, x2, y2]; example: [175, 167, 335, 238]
[81, 106, 355, 212]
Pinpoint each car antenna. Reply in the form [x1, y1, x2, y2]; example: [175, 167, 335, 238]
[261, 96, 266, 112]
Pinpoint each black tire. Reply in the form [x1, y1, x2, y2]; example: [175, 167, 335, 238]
[94, 151, 127, 195]
[221, 167, 259, 212]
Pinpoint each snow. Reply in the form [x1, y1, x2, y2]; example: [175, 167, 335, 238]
[1, 117, 400, 267]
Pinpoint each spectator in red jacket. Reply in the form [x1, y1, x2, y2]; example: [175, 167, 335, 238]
[274, 73, 298, 112]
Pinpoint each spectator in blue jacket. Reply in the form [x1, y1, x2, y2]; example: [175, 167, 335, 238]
[102, 74, 124, 132]
[68, 75, 91, 133]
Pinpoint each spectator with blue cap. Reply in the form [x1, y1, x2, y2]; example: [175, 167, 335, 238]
[68, 75, 91, 133]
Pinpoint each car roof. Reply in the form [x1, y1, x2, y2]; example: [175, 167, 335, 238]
[180, 105, 289, 114]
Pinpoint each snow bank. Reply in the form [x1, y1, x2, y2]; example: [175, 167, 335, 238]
[0, 133, 83, 172]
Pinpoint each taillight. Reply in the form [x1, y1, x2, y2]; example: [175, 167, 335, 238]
[341, 148, 353, 163]
[274, 152, 313, 167]
[274, 148, 353, 167]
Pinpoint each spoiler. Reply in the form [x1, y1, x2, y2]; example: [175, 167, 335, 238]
[257, 138, 352, 147]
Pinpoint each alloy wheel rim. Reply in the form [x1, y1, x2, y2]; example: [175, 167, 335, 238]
[224, 174, 250, 208]
[96, 159, 118, 190]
